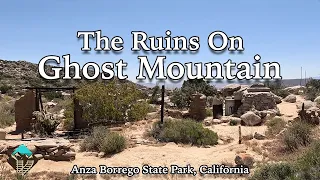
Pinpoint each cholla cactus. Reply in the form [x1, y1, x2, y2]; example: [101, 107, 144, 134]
[32, 111, 60, 136]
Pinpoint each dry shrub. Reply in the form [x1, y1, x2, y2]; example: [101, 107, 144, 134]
[265, 117, 286, 138]
[0, 98, 15, 128]
[249, 162, 295, 180]
[283, 121, 312, 152]
[150, 118, 218, 146]
[80, 126, 126, 156]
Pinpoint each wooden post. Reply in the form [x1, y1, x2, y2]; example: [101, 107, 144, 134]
[73, 88, 78, 130]
[238, 125, 242, 144]
[160, 85, 165, 124]
[35, 89, 39, 111]
[39, 90, 43, 111]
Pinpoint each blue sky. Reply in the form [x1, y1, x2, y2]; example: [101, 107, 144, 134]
[0, 0, 319, 83]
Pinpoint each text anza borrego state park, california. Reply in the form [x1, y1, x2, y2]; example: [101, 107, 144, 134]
[38, 30, 282, 81]
[70, 164, 250, 177]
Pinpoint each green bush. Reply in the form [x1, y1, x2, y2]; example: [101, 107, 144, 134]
[305, 79, 320, 101]
[63, 118, 74, 131]
[99, 132, 126, 155]
[75, 81, 147, 124]
[264, 80, 289, 98]
[249, 163, 295, 180]
[80, 126, 126, 155]
[283, 121, 312, 151]
[149, 85, 160, 104]
[251, 141, 320, 179]
[127, 101, 150, 121]
[265, 117, 286, 137]
[229, 119, 238, 126]
[295, 141, 320, 179]
[206, 108, 213, 117]
[274, 89, 290, 98]
[150, 119, 218, 146]
[0, 84, 12, 94]
[43, 91, 63, 101]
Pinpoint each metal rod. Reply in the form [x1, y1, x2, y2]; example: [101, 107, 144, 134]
[160, 85, 165, 124]
[238, 126, 242, 144]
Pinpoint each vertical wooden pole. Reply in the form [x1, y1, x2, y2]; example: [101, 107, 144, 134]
[160, 85, 165, 124]
[35, 89, 39, 111]
[39, 90, 43, 111]
[73, 88, 77, 130]
[238, 125, 242, 144]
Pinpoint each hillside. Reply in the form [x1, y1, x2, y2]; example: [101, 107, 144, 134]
[0, 59, 146, 92]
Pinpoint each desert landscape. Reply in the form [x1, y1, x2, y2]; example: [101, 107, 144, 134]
[1, 60, 320, 180]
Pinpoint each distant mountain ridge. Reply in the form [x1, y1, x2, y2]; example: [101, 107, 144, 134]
[0, 59, 147, 90]
[137, 78, 313, 89]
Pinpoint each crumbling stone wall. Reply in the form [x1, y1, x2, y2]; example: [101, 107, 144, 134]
[15, 90, 36, 132]
[189, 93, 206, 121]
[237, 92, 277, 115]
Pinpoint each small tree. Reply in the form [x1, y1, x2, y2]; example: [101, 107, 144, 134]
[170, 78, 217, 108]
[149, 85, 160, 104]
[75, 81, 149, 123]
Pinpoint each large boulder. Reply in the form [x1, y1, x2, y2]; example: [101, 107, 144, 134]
[221, 84, 241, 96]
[284, 86, 306, 95]
[296, 100, 316, 110]
[240, 111, 262, 126]
[284, 94, 296, 103]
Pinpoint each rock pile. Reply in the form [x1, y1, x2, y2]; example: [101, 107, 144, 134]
[189, 93, 206, 121]
[0, 139, 76, 161]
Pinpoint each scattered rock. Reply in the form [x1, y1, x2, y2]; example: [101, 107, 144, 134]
[203, 118, 212, 126]
[34, 154, 43, 160]
[84, 152, 99, 157]
[221, 116, 231, 123]
[284, 94, 296, 103]
[242, 134, 254, 141]
[219, 136, 233, 144]
[98, 152, 105, 158]
[240, 111, 262, 126]
[212, 119, 222, 125]
[253, 132, 266, 140]
[235, 153, 255, 168]
[124, 122, 132, 127]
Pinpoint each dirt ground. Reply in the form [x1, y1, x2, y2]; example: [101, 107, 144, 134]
[2, 96, 303, 180]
